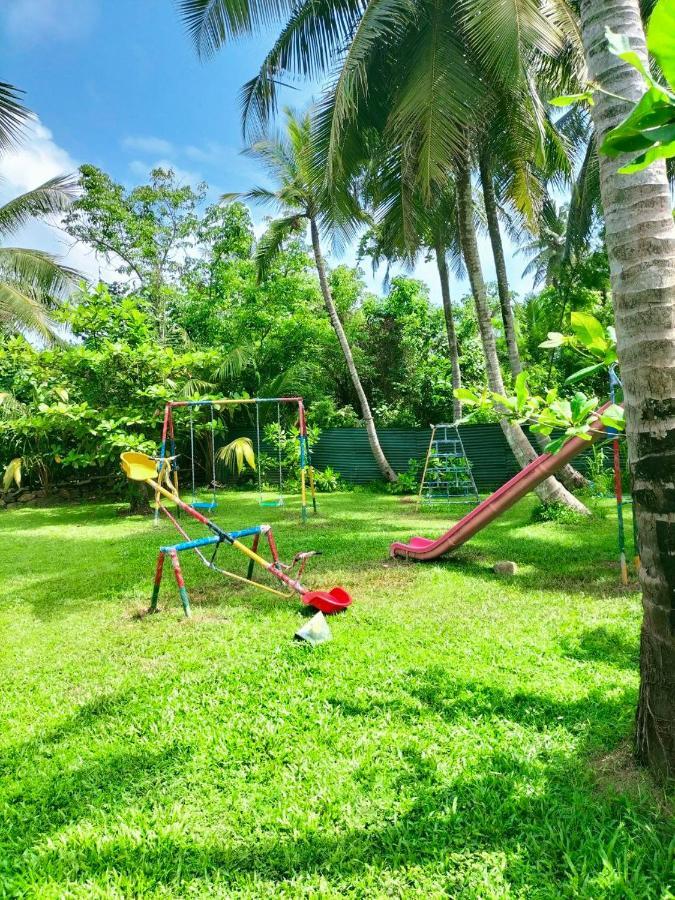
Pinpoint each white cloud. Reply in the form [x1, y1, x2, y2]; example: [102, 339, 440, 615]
[0, 118, 117, 283]
[121, 136, 175, 156]
[2, 0, 99, 44]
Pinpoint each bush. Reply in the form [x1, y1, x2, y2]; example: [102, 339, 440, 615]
[312, 466, 342, 493]
[387, 458, 422, 495]
[531, 501, 588, 525]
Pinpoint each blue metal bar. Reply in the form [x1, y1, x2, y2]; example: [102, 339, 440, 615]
[160, 535, 221, 553]
[226, 526, 263, 540]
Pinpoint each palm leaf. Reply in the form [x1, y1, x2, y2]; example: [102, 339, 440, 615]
[0, 83, 30, 153]
[178, 0, 296, 57]
[216, 437, 256, 473]
[2, 457, 22, 491]
[0, 175, 78, 238]
[0, 248, 80, 301]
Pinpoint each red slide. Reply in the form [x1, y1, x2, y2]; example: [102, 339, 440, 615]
[391, 408, 612, 561]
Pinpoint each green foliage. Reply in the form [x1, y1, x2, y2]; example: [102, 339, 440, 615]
[312, 465, 342, 493]
[531, 500, 589, 525]
[0, 288, 230, 490]
[217, 437, 256, 474]
[386, 458, 422, 495]
[556, 0, 675, 173]
[600, 0, 675, 173]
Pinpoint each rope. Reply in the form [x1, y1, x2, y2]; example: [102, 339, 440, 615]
[209, 402, 217, 504]
[277, 401, 283, 502]
[255, 400, 263, 502]
[189, 405, 196, 503]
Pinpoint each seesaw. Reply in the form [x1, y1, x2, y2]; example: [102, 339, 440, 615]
[120, 451, 352, 618]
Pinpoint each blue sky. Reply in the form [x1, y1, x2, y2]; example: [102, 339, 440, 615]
[0, 0, 534, 302]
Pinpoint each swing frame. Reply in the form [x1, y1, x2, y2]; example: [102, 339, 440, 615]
[156, 396, 318, 523]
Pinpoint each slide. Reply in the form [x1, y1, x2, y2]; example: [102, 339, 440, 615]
[391, 407, 612, 561]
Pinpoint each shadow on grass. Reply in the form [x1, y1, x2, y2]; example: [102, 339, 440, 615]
[560, 625, 639, 670]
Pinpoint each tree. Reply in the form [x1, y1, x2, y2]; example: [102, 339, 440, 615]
[455, 160, 588, 512]
[579, 0, 675, 779]
[359, 183, 465, 421]
[63, 165, 205, 343]
[0, 176, 79, 342]
[228, 108, 398, 482]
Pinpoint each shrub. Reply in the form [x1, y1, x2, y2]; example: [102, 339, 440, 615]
[531, 501, 588, 525]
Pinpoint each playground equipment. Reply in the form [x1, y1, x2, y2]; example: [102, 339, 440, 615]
[418, 424, 479, 506]
[121, 450, 352, 618]
[156, 396, 317, 524]
[391, 403, 619, 561]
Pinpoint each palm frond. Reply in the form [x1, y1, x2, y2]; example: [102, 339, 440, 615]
[255, 214, 305, 280]
[240, 0, 365, 138]
[216, 437, 256, 473]
[0, 248, 80, 301]
[0, 281, 61, 343]
[0, 175, 79, 239]
[177, 0, 295, 57]
[0, 83, 30, 153]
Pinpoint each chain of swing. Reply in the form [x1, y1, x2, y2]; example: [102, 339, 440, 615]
[187, 400, 285, 510]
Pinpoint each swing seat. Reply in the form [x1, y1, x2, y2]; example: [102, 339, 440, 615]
[260, 498, 285, 507]
[302, 586, 352, 614]
[192, 501, 217, 510]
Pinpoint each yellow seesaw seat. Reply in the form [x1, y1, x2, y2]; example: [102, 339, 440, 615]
[120, 451, 159, 482]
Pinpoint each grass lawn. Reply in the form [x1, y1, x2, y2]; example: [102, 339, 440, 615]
[1, 490, 673, 898]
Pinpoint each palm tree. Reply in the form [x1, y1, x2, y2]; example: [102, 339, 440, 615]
[455, 157, 588, 512]
[0, 176, 79, 341]
[176, 0, 587, 510]
[228, 108, 397, 482]
[580, 0, 675, 780]
[360, 177, 465, 421]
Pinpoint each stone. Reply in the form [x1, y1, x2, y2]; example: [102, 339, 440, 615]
[494, 560, 518, 576]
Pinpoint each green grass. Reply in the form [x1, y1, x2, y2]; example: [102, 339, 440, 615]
[1, 491, 672, 898]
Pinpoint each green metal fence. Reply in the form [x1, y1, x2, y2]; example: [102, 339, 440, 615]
[219, 424, 607, 493]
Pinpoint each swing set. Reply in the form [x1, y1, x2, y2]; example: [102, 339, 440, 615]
[157, 396, 318, 523]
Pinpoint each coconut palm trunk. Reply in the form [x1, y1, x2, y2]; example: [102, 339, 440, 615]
[434, 245, 463, 421]
[478, 152, 522, 377]
[456, 162, 589, 513]
[309, 217, 397, 482]
[581, 0, 675, 779]
[478, 154, 588, 491]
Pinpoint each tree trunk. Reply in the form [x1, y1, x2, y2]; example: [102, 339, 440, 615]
[478, 151, 522, 377]
[455, 161, 589, 513]
[478, 153, 589, 492]
[309, 216, 397, 482]
[435, 245, 463, 421]
[581, 0, 675, 780]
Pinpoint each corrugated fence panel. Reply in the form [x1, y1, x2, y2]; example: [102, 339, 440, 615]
[216, 424, 614, 492]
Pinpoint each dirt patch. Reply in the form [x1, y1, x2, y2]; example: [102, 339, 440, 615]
[592, 742, 674, 816]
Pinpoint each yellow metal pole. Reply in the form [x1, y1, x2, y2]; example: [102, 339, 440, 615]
[417, 425, 435, 508]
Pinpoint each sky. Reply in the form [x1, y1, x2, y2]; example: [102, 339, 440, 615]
[0, 0, 534, 304]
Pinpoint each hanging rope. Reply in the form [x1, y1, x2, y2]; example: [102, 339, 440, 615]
[189, 405, 196, 504]
[277, 402, 283, 503]
[255, 400, 263, 503]
[209, 402, 217, 506]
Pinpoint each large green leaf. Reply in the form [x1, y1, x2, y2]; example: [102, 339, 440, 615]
[648, 0, 675, 91]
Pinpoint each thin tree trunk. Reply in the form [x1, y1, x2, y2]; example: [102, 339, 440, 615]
[309, 217, 397, 482]
[581, 0, 675, 780]
[455, 161, 589, 514]
[478, 151, 522, 377]
[477, 154, 589, 491]
[435, 245, 463, 421]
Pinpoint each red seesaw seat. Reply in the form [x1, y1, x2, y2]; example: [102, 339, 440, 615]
[302, 586, 352, 614]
